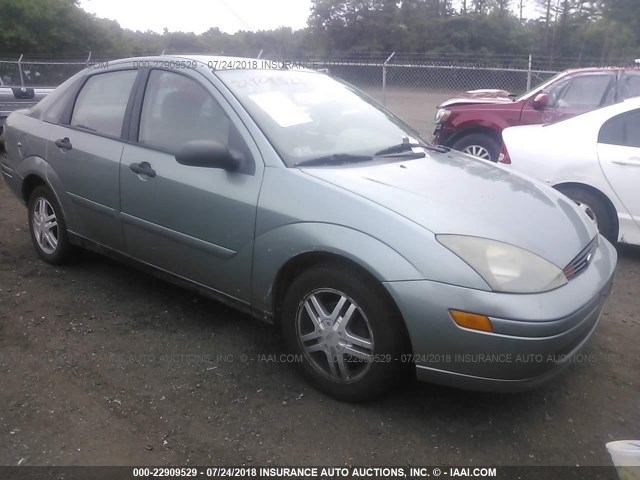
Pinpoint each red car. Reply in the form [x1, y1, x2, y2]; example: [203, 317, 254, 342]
[433, 66, 640, 161]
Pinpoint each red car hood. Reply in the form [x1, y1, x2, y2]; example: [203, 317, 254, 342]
[439, 89, 515, 108]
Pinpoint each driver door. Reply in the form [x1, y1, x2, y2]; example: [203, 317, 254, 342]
[520, 72, 616, 125]
[119, 69, 264, 303]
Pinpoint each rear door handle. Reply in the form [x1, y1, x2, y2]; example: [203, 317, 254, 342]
[612, 157, 640, 167]
[54, 137, 72, 150]
[129, 162, 156, 178]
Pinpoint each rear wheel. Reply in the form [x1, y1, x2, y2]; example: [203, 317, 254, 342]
[27, 186, 72, 264]
[281, 263, 407, 402]
[452, 133, 500, 162]
[556, 186, 617, 244]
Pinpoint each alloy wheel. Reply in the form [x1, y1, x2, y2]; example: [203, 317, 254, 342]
[296, 288, 375, 383]
[32, 197, 59, 254]
[463, 144, 492, 160]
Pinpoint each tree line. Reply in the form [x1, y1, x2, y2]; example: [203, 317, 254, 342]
[0, 0, 638, 67]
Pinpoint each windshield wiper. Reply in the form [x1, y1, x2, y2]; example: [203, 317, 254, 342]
[375, 142, 449, 156]
[294, 154, 372, 167]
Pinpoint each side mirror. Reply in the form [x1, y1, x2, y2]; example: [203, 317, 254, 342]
[175, 140, 241, 171]
[533, 93, 549, 110]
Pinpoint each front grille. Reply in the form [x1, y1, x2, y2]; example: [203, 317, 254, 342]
[563, 236, 599, 280]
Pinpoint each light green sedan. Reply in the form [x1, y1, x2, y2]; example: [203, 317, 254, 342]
[1, 56, 616, 401]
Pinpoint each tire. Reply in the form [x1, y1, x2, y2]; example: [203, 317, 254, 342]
[556, 186, 617, 244]
[452, 133, 500, 162]
[280, 263, 408, 402]
[27, 186, 73, 264]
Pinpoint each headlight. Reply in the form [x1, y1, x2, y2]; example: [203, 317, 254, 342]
[435, 108, 451, 123]
[437, 235, 567, 293]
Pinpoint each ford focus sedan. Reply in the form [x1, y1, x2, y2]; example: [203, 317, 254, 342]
[1, 56, 616, 401]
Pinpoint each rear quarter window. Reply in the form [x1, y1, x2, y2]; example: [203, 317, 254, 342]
[598, 109, 640, 148]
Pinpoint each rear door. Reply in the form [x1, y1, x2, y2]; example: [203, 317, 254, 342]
[45, 69, 139, 251]
[597, 108, 640, 227]
[119, 68, 264, 302]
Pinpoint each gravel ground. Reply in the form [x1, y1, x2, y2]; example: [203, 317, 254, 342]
[0, 133, 639, 467]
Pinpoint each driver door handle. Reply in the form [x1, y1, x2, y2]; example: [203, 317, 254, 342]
[54, 137, 72, 150]
[129, 162, 156, 177]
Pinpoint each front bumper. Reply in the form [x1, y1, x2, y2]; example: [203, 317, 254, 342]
[384, 234, 617, 392]
[432, 124, 454, 146]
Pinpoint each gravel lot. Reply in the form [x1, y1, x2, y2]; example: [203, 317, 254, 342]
[0, 90, 638, 467]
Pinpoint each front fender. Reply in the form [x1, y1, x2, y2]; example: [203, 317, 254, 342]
[251, 222, 424, 315]
[453, 117, 507, 136]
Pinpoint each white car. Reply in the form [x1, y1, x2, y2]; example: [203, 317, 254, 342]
[501, 96, 640, 245]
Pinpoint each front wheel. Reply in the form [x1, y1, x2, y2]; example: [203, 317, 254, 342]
[27, 186, 73, 264]
[452, 133, 500, 162]
[280, 264, 408, 402]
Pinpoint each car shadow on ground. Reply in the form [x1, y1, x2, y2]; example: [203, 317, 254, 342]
[72, 248, 563, 413]
[617, 242, 640, 259]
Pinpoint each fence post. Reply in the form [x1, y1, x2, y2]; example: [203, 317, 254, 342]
[526, 54, 532, 91]
[85, 51, 92, 68]
[17, 54, 24, 87]
[382, 52, 395, 106]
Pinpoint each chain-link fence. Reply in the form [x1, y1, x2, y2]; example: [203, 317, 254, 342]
[297, 53, 560, 135]
[312, 54, 558, 94]
[1, 52, 560, 92]
[0, 56, 95, 87]
[1, 52, 563, 136]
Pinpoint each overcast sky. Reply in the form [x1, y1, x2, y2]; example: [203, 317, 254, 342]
[79, 0, 314, 34]
[79, 0, 538, 35]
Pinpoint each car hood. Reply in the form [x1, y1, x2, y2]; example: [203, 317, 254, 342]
[301, 152, 597, 268]
[439, 89, 515, 108]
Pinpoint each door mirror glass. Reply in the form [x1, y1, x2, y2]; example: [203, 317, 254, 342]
[533, 93, 549, 110]
[175, 140, 241, 171]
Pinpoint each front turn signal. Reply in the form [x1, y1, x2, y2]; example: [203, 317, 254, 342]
[449, 310, 493, 333]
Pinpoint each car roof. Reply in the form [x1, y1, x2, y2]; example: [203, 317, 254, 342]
[562, 65, 640, 75]
[107, 54, 254, 64]
[107, 54, 310, 71]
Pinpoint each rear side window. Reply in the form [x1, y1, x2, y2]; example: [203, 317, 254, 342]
[619, 71, 640, 100]
[598, 109, 640, 148]
[71, 70, 137, 137]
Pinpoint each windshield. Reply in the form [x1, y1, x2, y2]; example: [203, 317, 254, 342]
[217, 69, 430, 167]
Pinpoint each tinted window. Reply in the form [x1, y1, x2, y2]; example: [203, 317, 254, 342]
[139, 70, 232, 153]
[556, 74, 614, 109]
[71, 70, 137, 137]
[598, 109, 640, 148]
[619, 72, 640, 100]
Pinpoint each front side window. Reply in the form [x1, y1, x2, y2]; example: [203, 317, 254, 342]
[217, 69, 426, 167]
[139, 70, 233, 154]
[554, 74, 615, 109]
[598, 109, 640, 148]
[71, 70, 137, 137]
